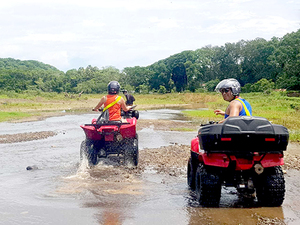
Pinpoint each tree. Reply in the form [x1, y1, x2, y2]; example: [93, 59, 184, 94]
[271, 30, 300, 89]
[212, 42, 241, 81]
[122, 66, 151, 91]
[148, 62, 171, 91]
[276, 75, 300, 90]
[239, 38, 276, 85]
[172, 62, 187, 92]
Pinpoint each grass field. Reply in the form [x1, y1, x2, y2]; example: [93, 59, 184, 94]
[0, 91, 299, 141]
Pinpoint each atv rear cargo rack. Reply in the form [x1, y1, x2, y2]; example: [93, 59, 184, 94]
[198, 116, 289, 153]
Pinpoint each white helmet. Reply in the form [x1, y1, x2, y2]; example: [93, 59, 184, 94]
[215, 78, 241, 96]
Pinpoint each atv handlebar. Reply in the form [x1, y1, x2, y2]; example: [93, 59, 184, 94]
[129, 105, 137, 110]
[200, 121, 218, 127]
[93, 105, 137, 112]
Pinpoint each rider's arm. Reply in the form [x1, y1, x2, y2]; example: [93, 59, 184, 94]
[92, 96, 106, 111]
[214, 109, 226, 123]
[119, 97, 132, 112]
[214, 109, 225, 116]
[217, 101, 242, 124]
[227, 100, 242, 117]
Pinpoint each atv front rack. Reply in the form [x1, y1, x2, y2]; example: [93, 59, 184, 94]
[84, 120, 130, 128]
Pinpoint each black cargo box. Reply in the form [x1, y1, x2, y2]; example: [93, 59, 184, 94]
[198, 116, 289, 153]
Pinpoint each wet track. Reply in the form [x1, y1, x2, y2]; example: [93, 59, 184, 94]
[0, 109, 300, 225]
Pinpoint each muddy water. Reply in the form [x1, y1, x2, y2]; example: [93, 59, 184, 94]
[0, 110, 300, 225]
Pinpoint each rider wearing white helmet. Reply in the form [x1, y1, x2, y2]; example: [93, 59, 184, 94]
[214, 78, 252, 123]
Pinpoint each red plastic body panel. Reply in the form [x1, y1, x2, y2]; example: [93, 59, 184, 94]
[80, 118, 137, 141]
[200, 153, 230, 168]
[260, 153, 284, 168]
[191, 137, 284, 170]
[80, 125, 101, 140]
[119, 118, 136, 138]
[229, 155, 258, 170]
[191, 137, 199, 153]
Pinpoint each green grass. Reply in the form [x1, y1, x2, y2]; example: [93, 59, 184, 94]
[0, 102, 44, 109]
[170, 127, 195, 132]
[0, 91, 299, 141]
[135, 93, 219, 105]
[181, 91, 300, 142]
[0, 112, 32, 122]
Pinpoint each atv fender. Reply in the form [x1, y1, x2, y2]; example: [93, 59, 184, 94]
[191, 138, 199, 152]
[200, 153, 230, 168]
[260, 153, 284, 168]
[192, 138, 229, 168]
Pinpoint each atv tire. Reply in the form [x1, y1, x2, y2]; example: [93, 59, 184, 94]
[195, 165, 221, 207]
[256, 166, 285, 207]
[80, 139, 98, 166]
[132, 110, 139, 120]
[187, 157, 197, 190]
[124, 136, 139, 166]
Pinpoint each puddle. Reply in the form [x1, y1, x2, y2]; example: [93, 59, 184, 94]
[0, 109, 299, 224]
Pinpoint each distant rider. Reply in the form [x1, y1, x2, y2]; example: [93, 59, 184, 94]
[93, 81, 132, 121]
[214, 78, 252, 123]
[122, 90, 135, 106]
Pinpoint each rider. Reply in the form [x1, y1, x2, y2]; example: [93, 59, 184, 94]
[214, 78, 252, 123]
[92, 81, 132, 121]
[122, 90, 135, 106]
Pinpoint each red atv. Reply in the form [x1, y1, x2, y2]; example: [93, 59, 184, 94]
[80, 107, 139, 167]
[187, 116, 289, 207]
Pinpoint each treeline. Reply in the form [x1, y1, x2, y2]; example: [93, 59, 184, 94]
[1, 29, 300, 94]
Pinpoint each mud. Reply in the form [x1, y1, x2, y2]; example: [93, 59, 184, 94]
[137, 119, 199, 131]
[1, 117, 299, 171]
[64, 143, 299, 225]
[0, 131, 56, 143]
[1, 111, 300, 225]
[282, 144, 300, 170]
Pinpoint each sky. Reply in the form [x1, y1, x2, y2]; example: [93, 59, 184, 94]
[0, 0, 299, 72]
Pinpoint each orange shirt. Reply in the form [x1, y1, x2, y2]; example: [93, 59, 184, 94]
[104, 95, 121, 121]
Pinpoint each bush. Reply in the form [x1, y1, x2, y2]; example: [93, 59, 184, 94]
[242, 83, 252, 93]
[205, 79, 220, 92]
[158, 85, 167, 94]
[248, 79, 275, 93]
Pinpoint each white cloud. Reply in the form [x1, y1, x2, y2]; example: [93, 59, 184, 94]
[241, 16, 299, 35]
[18, 32, 78, 42]
[0, 44, 22, 56]
[205, 22, 239, 34]
[80, 20, 105, 28]
[149, 17, 179, 29]
[0, 0, 299, 71]
[40, 51, 70, 69]
[219, 11, 256, 21]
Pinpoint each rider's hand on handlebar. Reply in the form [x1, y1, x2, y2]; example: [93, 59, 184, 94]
[92, 107, 104, 112]
[129, 105, 137, 110]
